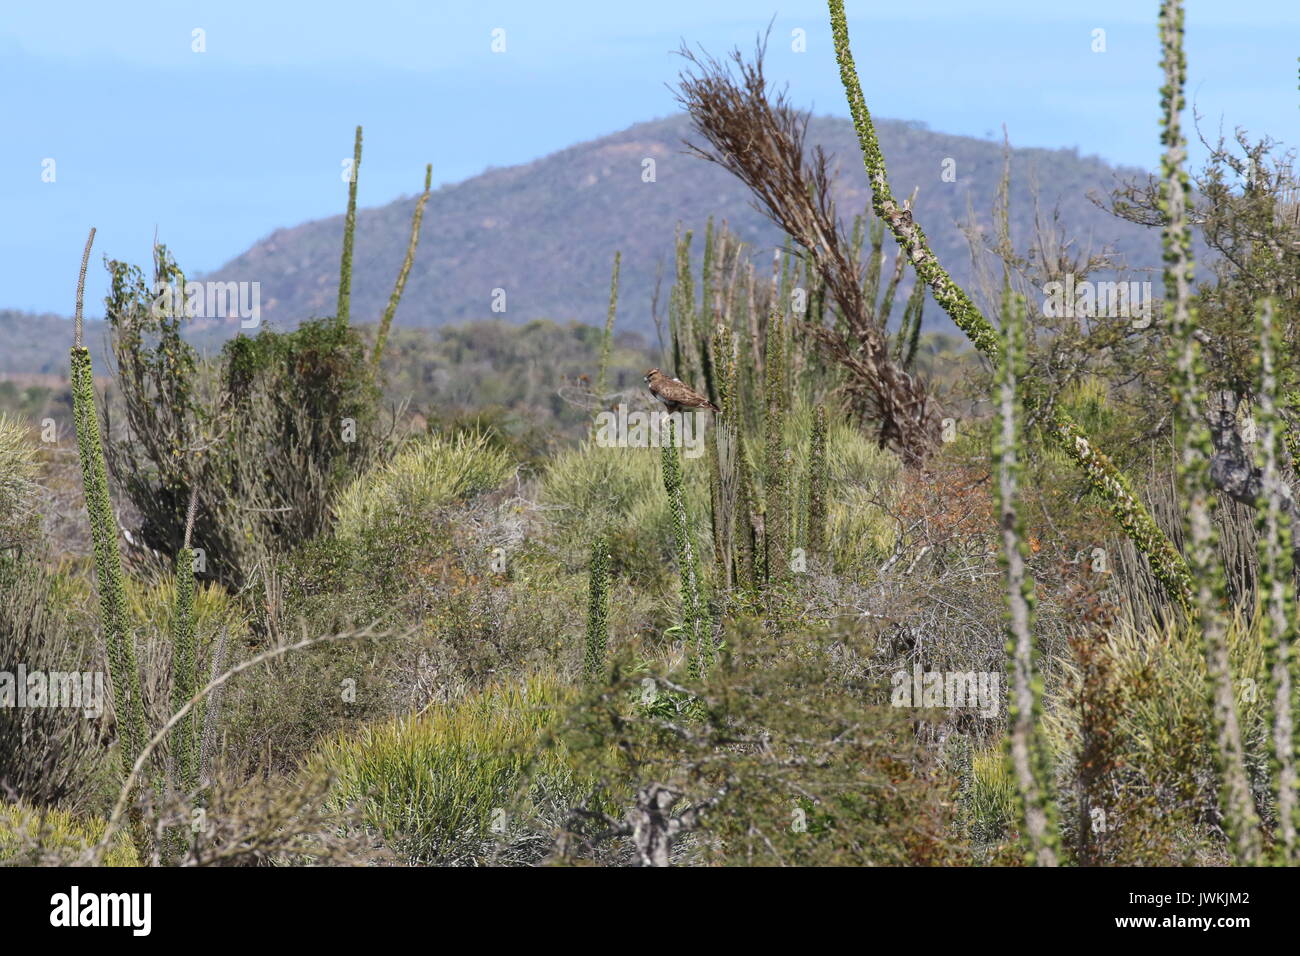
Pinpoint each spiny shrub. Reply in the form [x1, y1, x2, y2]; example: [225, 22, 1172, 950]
[312, 674, 596, 865]
[105, 251, 383, 586]
[662, 421, 710, 677]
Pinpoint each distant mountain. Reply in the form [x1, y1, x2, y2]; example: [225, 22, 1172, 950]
[2, 114, 1173, 373]
[200, 114, 1165, 337]
[0, 311, 114, 377]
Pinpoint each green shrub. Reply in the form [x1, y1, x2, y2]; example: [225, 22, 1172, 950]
[538, 439, 711, 581]
[0, 802, 138, 867]
[1045, 608, 1269, 851]
[312, 673, 595, 864]
[965, 749, 1019, 846]
[0, 413, 40, 555]
[104, 249, 383, 586]
[333, 430, 513, 541]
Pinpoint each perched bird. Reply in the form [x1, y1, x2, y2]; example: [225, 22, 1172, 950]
[644, 368, 720, 413]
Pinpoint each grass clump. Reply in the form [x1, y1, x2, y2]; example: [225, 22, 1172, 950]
[0, 802, 138, 867]
[312, 673, 596, 865]
[0, 413, 40, 554]
[334, 431, 514, 541]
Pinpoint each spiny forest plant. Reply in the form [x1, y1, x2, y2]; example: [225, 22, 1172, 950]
[336, 124, 362, 329]
[1253, 298, 1299, 864]
[372, 162, 433, 372]
[995, 293, 1058, 867]
[596, 251, 621, 402]
[584, 534, 610, 683]
[763, 309, 789, 588]
[825, 0, 1193, 611]
[1158, 0, 1260, 864]
[662, 419, 710, 678]
[807, 403, 829, 556]
[102, 128, 430, 587]
[70, 227, 147, 783]
[676, 44, 937, 459]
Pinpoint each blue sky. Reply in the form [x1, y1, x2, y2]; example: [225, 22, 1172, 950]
[2, 0, 1296, 316]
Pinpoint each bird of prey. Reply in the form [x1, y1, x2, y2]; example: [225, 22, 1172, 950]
[644, 368, 720, 413]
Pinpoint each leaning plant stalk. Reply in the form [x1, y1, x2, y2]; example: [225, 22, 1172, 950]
[70, 228, 147, 779]
[826, 0, 1192, 612]
[996, 294, 1059, 867]
[372, 163, 432, 372]
[336, 125, 363, 329]
[1254, 298, 1298, 864]
[1157, 0, 1259, 864]
[170, 490, 200, 795]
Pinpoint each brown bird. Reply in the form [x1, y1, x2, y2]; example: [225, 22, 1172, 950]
[644, 368, 719, 413]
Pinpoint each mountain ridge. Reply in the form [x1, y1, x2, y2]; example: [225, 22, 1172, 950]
[199, 113, 1164, 337]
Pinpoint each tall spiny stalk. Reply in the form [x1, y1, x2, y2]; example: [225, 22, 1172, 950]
[807, 404, 829, 556]
[372, 163, 432, 372]
[336, 125, 363, 329]
[996, 293, 1059, 867]
[1254, 297, 1298, 864]
[70, 228, 147, 781]
[764, 310, 789, 587]
[584, 534, 610, 684]
[663, 419, 710, 678]
[596, 251, 622, 401]
[1158, 0, 1260, 864]
[709, 323, 738, 590]
[826, 0, 1193, 611]
[670, 229, 696, 379]
[170, 488, 200, 795]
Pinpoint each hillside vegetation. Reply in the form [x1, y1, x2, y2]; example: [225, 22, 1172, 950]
[2, 1, 1296, 870]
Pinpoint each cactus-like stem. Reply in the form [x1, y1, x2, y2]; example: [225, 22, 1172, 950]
[826, 0, 1192, 611]
[710, 323, 738, 590]
[1158, 0, 1260, 863]
[1253, 298, 1297, 864]
[70, 230, 146, 779]
[808, 404, 828, 556]
[996, 294, 1059, 867]
[596, 251, 621, 401]
[764, 311, 789, 586]
[583, 534, 610, 683]
[170, 489, 200, 794]
[336, 125, 363, 329]
[372, 163, 432, 372]
[663, 420, 710, 678]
